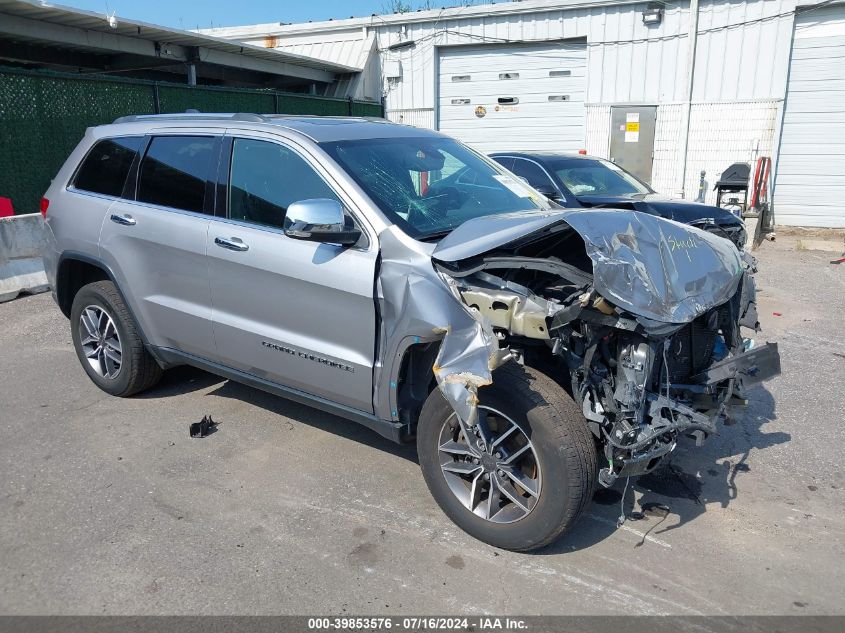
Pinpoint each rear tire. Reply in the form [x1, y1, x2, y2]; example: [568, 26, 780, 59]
[70, 281, 162, 397]
[417, 362, 597, 551]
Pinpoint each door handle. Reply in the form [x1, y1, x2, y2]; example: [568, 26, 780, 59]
[214, 236, 249, 252]
[110, 213, 136, 226]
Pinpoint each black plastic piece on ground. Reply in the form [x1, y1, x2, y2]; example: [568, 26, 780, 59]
[189, 415, 217, 438]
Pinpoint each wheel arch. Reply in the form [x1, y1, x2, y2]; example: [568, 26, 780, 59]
[392, 340, 441, 436]
[55, 252, 163, 365]
[55, 253, 111, 318]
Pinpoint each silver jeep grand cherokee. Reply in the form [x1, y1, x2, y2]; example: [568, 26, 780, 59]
[43, 113, 780, 551]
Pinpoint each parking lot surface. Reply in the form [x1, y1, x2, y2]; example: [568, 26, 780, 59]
[1, 243, 843, 615]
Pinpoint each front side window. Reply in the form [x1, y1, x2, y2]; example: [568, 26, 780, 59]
[510, 158, 556, 191]
[137, 136, 215, 213]
[321, 137, 550, 239]
[73, 137, 143, 197]
[551, 158, 652, 197]
[228, 138, 339, 229]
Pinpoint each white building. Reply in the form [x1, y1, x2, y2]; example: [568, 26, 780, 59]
[204, 0, 845, 227]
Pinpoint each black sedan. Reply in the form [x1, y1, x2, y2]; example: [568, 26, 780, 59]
[489, 151, 747, 249]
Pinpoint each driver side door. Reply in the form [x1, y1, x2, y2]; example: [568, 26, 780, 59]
[206, 134, 378, 413]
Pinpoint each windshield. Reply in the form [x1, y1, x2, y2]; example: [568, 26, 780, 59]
[320, 137, 549, 239]
[550, 158, 652, 197]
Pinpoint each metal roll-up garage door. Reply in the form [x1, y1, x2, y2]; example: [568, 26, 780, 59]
[775, 4, 845, 227]
[437, 41, 586, 153]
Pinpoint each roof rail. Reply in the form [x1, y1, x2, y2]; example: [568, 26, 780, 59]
[112, 112, 270, 124]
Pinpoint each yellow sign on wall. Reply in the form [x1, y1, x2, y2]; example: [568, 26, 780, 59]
[626, 122, 640, 132]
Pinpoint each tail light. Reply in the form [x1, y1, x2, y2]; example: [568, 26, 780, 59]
[578, 149, 587, 155]
[40, 197, 49, 218]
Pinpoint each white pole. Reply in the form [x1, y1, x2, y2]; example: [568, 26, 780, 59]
[677, 0, 700, 199]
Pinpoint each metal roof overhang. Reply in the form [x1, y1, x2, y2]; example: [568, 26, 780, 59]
[0, 0, 360, 84]
[203, 0, 646, 38]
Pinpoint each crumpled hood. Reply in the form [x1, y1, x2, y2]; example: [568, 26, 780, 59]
[433, 209, 744, 324]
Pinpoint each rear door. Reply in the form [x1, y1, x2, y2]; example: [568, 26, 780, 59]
[206, 133, 378, 413]
[57, 136, 145, 267]
[99, 132, 218, 357]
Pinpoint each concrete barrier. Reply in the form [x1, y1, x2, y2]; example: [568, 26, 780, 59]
[0, 213, 50, 303]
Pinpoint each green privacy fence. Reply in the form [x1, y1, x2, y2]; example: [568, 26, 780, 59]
[0, 66, 383, 215]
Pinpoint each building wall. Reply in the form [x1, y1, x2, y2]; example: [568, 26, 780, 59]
[650, 103, 686, 196]
[373, 0, 795, 109]
[205, 0, 800, 204]
[584, 99, 780, 204]
[584, 105, 612, 156]
[367, 0, 795, 201]
[774, 3, 845, 227]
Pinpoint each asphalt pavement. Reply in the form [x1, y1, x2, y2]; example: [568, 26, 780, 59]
[0, 242, 843, 615]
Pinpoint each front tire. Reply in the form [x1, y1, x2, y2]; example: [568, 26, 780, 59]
[70, 281, 162, 397]
[417, 363, 597, 551]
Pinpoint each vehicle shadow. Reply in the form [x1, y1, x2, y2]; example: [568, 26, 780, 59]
[149, 367, 420, 463]
[133, 365, 224, 398]
[538, 382, 789, 554]
[138, 366, 788, 553]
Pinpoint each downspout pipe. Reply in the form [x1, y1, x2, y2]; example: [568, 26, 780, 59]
[678, 0, 700, 199]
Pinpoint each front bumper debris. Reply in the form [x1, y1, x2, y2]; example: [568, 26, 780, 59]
[688, 342, 781, 388]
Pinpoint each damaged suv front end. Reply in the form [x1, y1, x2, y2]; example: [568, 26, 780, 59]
[322, 129, 780, 550]
[430, 209, 779, 488]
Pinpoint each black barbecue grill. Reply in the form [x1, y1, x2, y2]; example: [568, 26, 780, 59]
[714, 162, 750, 218]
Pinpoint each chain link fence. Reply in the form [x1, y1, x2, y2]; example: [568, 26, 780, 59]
[0, 66, 383, 214]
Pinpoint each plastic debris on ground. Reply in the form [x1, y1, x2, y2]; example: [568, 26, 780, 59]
[189, 415, 217, 438]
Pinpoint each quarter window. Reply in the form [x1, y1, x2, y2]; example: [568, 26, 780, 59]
[73, 137, 143, 197]
[228, 138, 339, 229]
[137, 136, 215, 213]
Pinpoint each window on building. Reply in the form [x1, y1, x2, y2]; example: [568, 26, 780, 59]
[137, 136, 215, 213]
[228, 138, 340, 229]
[73, 137, 143, 197]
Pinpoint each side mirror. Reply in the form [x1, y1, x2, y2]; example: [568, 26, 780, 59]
[534, 184, 563, 203]
[283, 199, 362, 247]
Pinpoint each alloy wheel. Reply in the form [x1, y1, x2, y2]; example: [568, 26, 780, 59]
[438, 406, 541, 523]
[78, 305, 122, 379]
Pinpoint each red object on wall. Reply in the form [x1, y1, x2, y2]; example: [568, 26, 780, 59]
[0, 197, 13, 218]
[750, 157, 771, 210]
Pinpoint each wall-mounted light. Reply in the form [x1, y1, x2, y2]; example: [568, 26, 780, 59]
[387, 39, 416, 52]
[642, 4, 663, 26]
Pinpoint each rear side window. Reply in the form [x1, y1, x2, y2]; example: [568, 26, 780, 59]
[73, 137, 143, 197]
[137, 136, 215, 213]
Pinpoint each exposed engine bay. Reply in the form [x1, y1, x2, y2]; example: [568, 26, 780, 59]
[428, 209, 781, 487]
